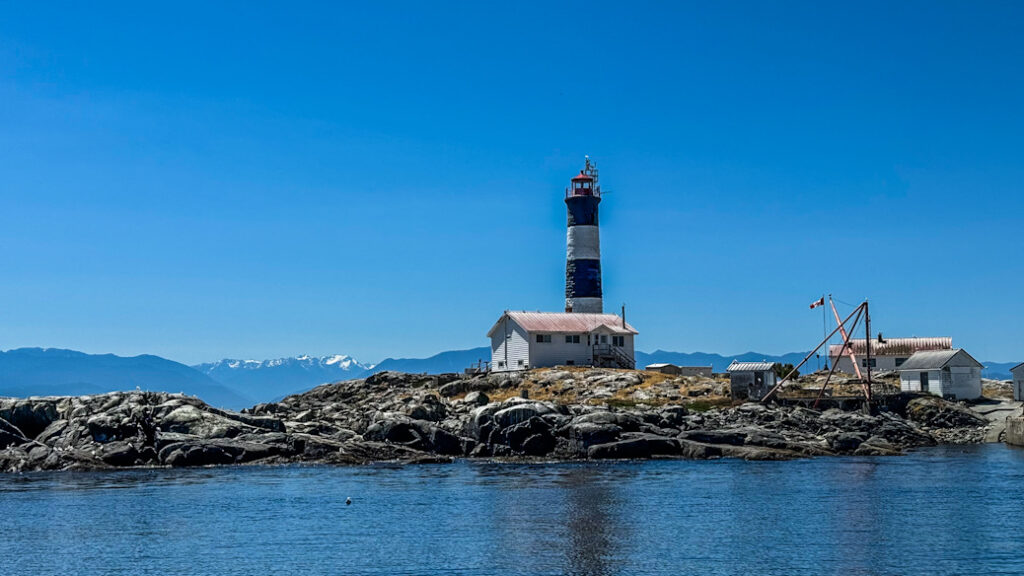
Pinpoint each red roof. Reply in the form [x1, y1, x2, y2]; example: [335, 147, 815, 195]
[571, 171, 593, 181]
[487, 311, 637, 337]
[828, 337, 952, 357]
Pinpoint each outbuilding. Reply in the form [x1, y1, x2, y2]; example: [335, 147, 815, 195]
[727, 361, 778, 401]
[1011, 363, 1024, 401]
[645, 363, 681, 375]
[488, 311, 637, 372]
[898, 349, 983, 400]
[829, 337, 952, 375]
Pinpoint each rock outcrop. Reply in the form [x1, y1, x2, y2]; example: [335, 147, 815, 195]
[0, 369, 992, 472]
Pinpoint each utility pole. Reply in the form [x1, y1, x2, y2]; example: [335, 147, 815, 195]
[864, 299, 873, 409]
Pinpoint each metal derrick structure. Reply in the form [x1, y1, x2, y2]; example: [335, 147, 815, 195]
[761, 297, 874, 408]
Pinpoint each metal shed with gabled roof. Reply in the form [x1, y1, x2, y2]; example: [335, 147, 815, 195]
[727, 360, 778, 401]
[898, 349, 983, 400]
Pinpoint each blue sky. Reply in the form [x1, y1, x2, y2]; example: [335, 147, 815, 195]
[1, 2, 1022, 365]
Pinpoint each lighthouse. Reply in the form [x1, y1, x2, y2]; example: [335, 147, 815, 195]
[565, 157, 603, 314]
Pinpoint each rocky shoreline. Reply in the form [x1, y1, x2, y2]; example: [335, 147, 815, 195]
[0, 369, 992, 473]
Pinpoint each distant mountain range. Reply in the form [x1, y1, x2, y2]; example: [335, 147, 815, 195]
[0, 347, 1016, 411]
[0, 348, 251, 408]
[192, 355, 371, 403]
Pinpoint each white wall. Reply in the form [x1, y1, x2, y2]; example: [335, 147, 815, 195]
[1013, 367, 1024, 401]
[946, 367, 982, 400]
[900, 366, 981, 400]
[490, 318, 530, 372]
[834, 355, 909, 374]
[900, 370, 941, 394]
[529, 332, 595, 368]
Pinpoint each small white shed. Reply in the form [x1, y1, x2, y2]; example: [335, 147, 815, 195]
[898, 349, 983, 400]
[727, 361, 778, 401]
[1011, 363, 1024, 401]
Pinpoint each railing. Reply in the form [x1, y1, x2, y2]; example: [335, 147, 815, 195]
[464, 360, 491, 375]
[592, 344, 634, 369]
[565, 186, 602, 199]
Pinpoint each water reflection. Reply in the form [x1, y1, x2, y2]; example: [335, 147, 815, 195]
[560, 466, 624, 576]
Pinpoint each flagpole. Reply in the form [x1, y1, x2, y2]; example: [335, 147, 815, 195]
[821, 294, 827, 370]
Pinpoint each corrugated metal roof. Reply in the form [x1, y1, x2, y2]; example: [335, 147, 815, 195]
[828, 337, 952, 357]
[897, 349, 983, 371]
[487, 311, 638, 337]
[727, 361, 776, 372]
[645, 363, 677, 369]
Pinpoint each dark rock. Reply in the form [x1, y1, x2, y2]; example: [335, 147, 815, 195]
[906, 397, 987, 428]
[0, 421, 28, 449]
[101, 442, 141, 467]
[677, 429, 747, 446]
[492, 402, 557, 429]
[158, 439, 283, 467]
[573, 411, 642, 432]
[364, 419, 429, 448]
[587, 434, 680, 459]
[438, 380, 470, 398]
[854, 436, 901, 456]
[426, 427, 464, 456]
[676, 439, 723, 459]
[657, 406, 689, 427]
[503, 417, 552, 452]
[0, 400, 59, 439]
[87, 415, 136, 444]
[405, 395, 446, 422]
[463, 391, 489, 406]
[829, 432, 868, 452]
[716, 444, 801, 461]
[521, 433, 556, 456]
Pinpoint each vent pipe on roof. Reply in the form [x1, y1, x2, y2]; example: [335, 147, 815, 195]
[621, 304, 626, 329]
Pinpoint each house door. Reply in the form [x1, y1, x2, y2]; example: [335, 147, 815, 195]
[920, 372, 929, 392]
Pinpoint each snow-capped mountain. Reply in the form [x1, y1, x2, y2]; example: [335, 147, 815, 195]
[192, 355, 373, 401]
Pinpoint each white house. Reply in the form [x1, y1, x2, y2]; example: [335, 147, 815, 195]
[898, 349, 983, 400]
[1011, 363, 1024, 401]
[727, 361, 778, 401]
[487, 311, 637, 372]
[829, 337, 952, 375]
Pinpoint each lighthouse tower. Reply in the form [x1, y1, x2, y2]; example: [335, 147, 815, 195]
[565, 157, 603, 314]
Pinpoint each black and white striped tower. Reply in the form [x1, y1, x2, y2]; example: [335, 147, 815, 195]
[565, 157, 602, 313]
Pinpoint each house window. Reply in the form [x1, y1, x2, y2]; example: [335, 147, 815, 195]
[565, 335, 580, 344]
[536, 334, 551, 343]
[861, 358, 877, 368]
[612, 336, 624, 347]
[498, 361, 505, 368]
[567, 360, 575, 365]
[600, 335, 608, 344]
[517, 359, 524, 366]
[895, 358, 908, 367]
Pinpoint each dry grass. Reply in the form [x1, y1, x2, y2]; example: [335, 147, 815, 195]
[476, 366, 732, 410]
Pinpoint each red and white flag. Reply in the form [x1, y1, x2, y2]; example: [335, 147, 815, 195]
[809, 297, 825, 309]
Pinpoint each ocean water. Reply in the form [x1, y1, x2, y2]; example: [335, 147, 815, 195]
[2, 444, 1024, 576]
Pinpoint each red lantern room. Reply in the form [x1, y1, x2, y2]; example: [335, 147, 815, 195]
[565, 156, 601, 198]
[570, 171, 594, 196]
